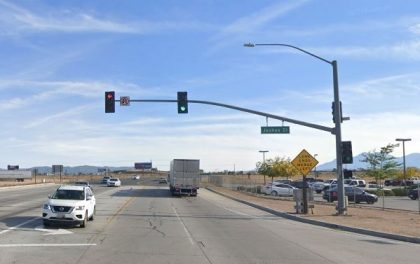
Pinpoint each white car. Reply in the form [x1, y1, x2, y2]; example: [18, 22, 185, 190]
[42, 185, 96, 228]
[364, 184, 391, 192]
[263, 183, 296, 196]
[107, 178, 121, 187]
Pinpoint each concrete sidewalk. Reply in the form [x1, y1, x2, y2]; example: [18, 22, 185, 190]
[206, 186, 420, 244]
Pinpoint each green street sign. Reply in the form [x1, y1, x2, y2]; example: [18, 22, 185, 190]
[261, 126, 290, 134]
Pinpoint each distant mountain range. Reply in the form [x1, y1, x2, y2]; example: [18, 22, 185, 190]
[317, 153, 420, 171]
[3, 153, 419, 174]
[0, 166, 134, 175]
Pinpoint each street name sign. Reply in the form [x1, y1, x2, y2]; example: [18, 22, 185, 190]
[261, 126, 290, 134]
[291, 149, 319, 175]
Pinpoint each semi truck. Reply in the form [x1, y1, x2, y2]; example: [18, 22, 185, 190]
[169, 159, 200, 196]
[0, 170, 32, 182]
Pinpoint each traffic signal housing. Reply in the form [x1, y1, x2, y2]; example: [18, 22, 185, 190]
[341, 141, 353, 164]
[105, 91, 115, 113]
[177, 91, 188, 114]
[343, 169, 353, 179]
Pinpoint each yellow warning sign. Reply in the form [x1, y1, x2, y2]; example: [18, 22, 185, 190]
[291, 149, 319, 176]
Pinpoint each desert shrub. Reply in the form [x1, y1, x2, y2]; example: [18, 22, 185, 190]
[392, 188, 409, 196]
[365, 189, 394, 196]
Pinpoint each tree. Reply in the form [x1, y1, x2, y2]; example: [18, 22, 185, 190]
[271, 157, 300, 180]
[256, 156, 299, 183]
[256, 160, 273, 184]
[361, 143, 401, 184]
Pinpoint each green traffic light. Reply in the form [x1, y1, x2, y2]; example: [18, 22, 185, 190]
[177, 91, 188, 114]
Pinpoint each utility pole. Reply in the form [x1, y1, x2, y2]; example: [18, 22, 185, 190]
[259, 150, 269, 184]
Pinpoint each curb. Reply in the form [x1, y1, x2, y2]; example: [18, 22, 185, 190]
[206, 187, 420, 244]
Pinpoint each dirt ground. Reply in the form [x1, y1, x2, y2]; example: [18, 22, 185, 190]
[208, 186, 420, 238]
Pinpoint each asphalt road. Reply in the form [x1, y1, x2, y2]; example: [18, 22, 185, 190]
[0, 179, 419, 264]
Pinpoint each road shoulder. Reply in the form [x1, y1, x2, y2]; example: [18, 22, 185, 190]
[206, 186, 420, 244]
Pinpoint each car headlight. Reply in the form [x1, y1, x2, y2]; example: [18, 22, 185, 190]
[75, 205, 85, 211]
[43, 204, 51, 210]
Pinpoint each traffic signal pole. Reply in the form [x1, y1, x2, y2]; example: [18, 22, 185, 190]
[332, 60, 346, 215]
[120, 98, 334, 133]
[109, 88, 347, 215]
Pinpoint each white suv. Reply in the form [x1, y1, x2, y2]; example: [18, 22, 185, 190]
[42, 185, 96, 228]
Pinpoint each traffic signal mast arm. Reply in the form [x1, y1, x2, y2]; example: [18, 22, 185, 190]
[125, 98, 334, 134]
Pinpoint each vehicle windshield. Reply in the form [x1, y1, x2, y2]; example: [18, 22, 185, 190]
[51, 190, 85, 200]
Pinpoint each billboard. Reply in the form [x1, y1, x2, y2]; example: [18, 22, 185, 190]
[52, 165, 64, 174]
[134, 162, 152, 170]
[7, 165, 19, 170]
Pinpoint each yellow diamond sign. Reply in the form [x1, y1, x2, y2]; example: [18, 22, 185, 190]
[291, 149, 319, 176]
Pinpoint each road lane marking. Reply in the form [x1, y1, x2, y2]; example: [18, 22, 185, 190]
[171, 205, 195, 245]
[0, 243, 96, 247]
[106, 196, 135, 225]
[34, 225, 73, 235]
[0, 217, 40, 235]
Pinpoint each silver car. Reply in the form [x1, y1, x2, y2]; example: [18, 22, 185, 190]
[263, 183, 296, 196]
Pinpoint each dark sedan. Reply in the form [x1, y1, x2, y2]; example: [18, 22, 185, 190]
[408, 188, 420, 200]
[323, 186, 378, 204]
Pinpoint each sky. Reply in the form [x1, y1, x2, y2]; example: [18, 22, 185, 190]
[0, 0, 420, 172]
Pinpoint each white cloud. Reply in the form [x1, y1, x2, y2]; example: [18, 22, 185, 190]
[208, 0, 309, 52]
[0, 0, 215, 35]
[219, 0, 309, 37]
[311, 40, 420, 60]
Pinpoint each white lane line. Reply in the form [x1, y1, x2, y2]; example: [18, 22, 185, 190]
[0, 217, 40, 235]
[0, 244, 96, 247]
[171, 205, 195, 245]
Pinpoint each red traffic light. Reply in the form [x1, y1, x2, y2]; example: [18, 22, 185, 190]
[105, 91, 115, 113]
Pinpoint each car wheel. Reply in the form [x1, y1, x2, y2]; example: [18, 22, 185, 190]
[80, 210, 88, 228]
[271, 191, 278, 196]
[409, 196, 417, 200]
[367, 200, 374, 204]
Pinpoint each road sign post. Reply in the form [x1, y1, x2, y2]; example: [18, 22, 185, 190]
[291, 150, 319, 214]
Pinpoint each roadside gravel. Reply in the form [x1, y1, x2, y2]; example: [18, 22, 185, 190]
[208, 186, 420, 238]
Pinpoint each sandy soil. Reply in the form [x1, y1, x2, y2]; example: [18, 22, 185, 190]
[208, 186, 420, 238]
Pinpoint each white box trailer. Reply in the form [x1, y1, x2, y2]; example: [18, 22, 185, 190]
[169, 159, 200, 196]
[0, 170, 32, 182]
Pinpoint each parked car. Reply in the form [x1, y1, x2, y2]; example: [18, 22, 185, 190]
[364, 184, 391, 192]
[101, 176, 111, 184]
[408, 188, 420, 200]
[107, 178, 121, 187]
[263, 183, 296, 196]
[272, 179, 293, 185]
[312, 182, 325, 193]
[159, 177, 168, 184]
[42, 185, 96, 227]
[323, 186, 378, 204]
[349, 179, 366, 187]
[290, 181, 310, 189]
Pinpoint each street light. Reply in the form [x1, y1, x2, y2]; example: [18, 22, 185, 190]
[245, 42, 347, 215]
[396, 138, 412, 184]
[259, 150, 269, 185]
[314, 154, 319, 178]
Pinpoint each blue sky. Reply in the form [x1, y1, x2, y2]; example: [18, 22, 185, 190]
[0, 0, 419, 171]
